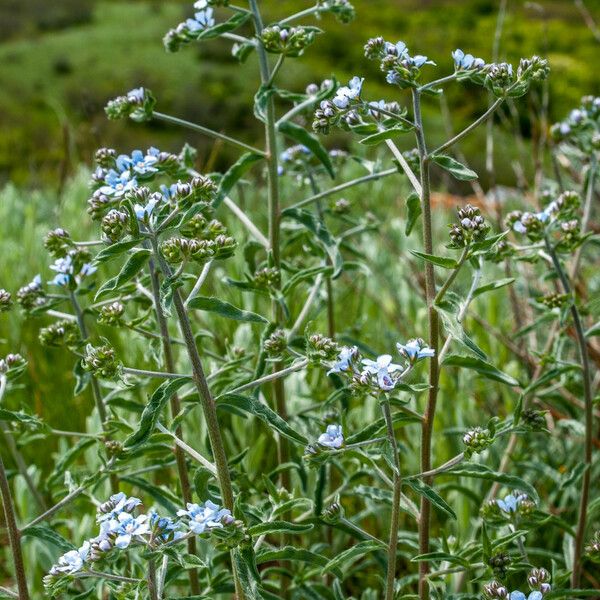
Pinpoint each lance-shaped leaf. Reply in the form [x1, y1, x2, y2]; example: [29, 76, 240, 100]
[187, 296, 268, 323]
[442, 354, 519, 387]
[214, 151, 265, 208]
[405, 191, 421, 236]
[21, 526, 76, 553]
[321, 540, 384, 575]
[410, 249, 458, 269]
[278, 120, 334, 178]
[359, 125, 413, 146]
[94, 248, 151, 300]
[94, 239, 142, 264]
[431, 153, 478, 181]
[248, 521, 314, 536]
[404, 478, 456, 520]
[195, 11, 252, 41]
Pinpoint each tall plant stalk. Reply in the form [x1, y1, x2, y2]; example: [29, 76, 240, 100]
[411, 88, 440, 600]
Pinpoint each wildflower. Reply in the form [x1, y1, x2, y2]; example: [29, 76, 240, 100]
[397, 338, 435, 362]
[44, 228, 73, 258]
[82, 344, 122, 380]
[362, 354, 402, 390]
[509, 592, 543, 600]
[97, 492, 142, 522]
[318, 424, 344, 449]
[177, 500, 233, 534]
[327, 346, 357, 374]
[99, 169, 137, 198]
[322, 500, 344, 522]
[261, 25, 317, 57]
[95, 147, 117, 169]
[98, 302, 126, 327]
[463, 427, 493, 457]
[149, 512, 185, 543]
[48, 542, 90, 576]
[49, 254, 97, 287]
[134, 192, 162, 221]
[308, 333, 340, 363]
[527, 568, 551, 594]
[496, 491, 528, 515]
[483, 580, 509, 598]
[110, 512, 150, 549]
[452, 48, 485, 70]
[16, 275, 46, 311]
[264, 329, 287, 358]
[332, 76, 364, 109]
[117, 148, 160, 176]
[39, 320, 80, 348]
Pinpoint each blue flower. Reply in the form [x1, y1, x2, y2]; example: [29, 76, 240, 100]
[332, 76, 363, 109]
[452, 48, 486, 70]
[109, 512, 150, 549]
[362, 354, 402, 391]
[49, 255, 97, 287]
[397, 339, 435, 362]
[49, 541, 89, 575]
[134, 193, 161, 221]
[328, 346, 357, 375]
[318, 424, 344, 449]
[99, 169, 137, 197]
[97, 492, 142, 523]
[496, 491, 528, 514]
[127, 87, 145, 103]
[149, 511, 185, 542]
[510, 592, 543, 600]
[186, 7, 215, 32]
[177, 500, 232, 535]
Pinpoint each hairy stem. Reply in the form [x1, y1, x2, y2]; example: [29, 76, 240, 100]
[412, 88, 440, 600]
[147, 558, 159, 600]
[0, 455, 29, 600]
[544, 236, 593, 588]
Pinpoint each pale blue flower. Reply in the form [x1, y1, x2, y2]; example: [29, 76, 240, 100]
[510, 592, 543, 600]
[99, 169, 137, 197]
[328, 346, 357, 375]
[332, 76, 363, 109]
[513, 220, 527, 234]
[177, 500, 232, 535]
[186, 7, 215, 32]
[49, 541, 89, 575]
[397, 339, 435, 362]
[318, 424, 344, 449]
[452, 48, 486, 70]
[127, 87, 145, 103]
[149, 511, 185, 542]
[112, 512, 150, 549]
[134, 193, 161, 221]
[362, 354, 402, 391]
[496, 491, 528, 514]
[49, 255, 97, 287]
[116, 148, 160, 176]
[97, 492, 142, 523]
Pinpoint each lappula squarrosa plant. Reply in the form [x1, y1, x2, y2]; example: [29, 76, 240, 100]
[2, 1, 599, 598]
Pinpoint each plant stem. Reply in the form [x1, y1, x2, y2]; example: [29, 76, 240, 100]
[152, 111, 265, 156]
[147, 558, 159, 600]
[381, 399, 401, 600]
[122, 366, 186, 379]
[544, 236, 593, 588]
[222, 358, 309, 396]
[148, 256, 200, 595]
[434, 245, 470, 306]
[412, 88, 439, 600]
[0, 455, 29, 600]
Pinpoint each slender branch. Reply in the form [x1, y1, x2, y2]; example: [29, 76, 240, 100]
[222, 359, 309, 397]
[223, 196, 270, 248]
[276, 94, 323, 127]
[278, 5, 323, 24]
[122, 366, 187, 379]
[147, 558, 159, 600]
[434, 245, 470, 306]
[288, 168, 399, 211]
[185, 261, 212, 308]
[79, 570, 142, 584]
[0, 453, 29, 599]
[0, 586, 18, 599]
[288, 275, 323, 339]
[157, 555, 169, 599]
[406, 453, 465, 480]
[384, 139, 423, 195]
[418, 73, 459, 93]
[544, 236, 593, 588]
[156, 423, 217, 475]
[152, 111, 265, 156]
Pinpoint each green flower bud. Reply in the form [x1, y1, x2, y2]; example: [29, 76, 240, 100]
[44, 228, 73, 258]
[322, 500, 344, 523]
[483, 580, 509, 599]
[332, 198, 351, 214]
[16, 277, 46, 311]
[264, 329, 287, 357]
[261, 25, 317, 57]
[98, 301, 125, 327]
[488, 552, 511, 579]
[101, 209, 129, 243]
[180, 213, 210, 238]
[39, 320, 80, 348]
[463, 426, 494, 457]
[87, 190, 116, 221]
[82, 344, 122, 380]
[253, 267, 281, 289]
[95, 147, 117, 169]
[585, 531, 600, 563]
[307, 333, 340, 362]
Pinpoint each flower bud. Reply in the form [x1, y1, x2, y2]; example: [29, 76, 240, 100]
[332, 197, 351, 214]
[307, 333, 340, 362]
[488, 552, 511, 578]
[0, 289, 12, 312]
[261, 25, 317, 57]
[44, 228, 73, 258]
[322, 500, 344, 523]
[521, 408, 547, 431]
[87, 190, 116, 221]
[305, 83, 319, 95]
[527, 567, 551, 592]
[82, 344, 122, 380]
[483, 581, 508, 599]
[253, 267, 281, 289]
[16, 276, 46, 311]
[364, 36, 386, 60]
[264, 329, 287, 357]
[463, 426, 493, 457]
[95, 147, 117, 169]
[98, 302, 125, 327]
[212, 234, 237, 260]
[39, 320, 80, 348]
[105, 87, 155, 122]
[101, 209, 129, 243]
[585, 531, 600, 563]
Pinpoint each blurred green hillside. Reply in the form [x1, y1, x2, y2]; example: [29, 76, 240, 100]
[0, 0, 599, 186]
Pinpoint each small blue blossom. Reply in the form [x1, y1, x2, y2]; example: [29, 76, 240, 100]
[362, 354, 402, 391]
[328, 346, 357, 375]
[177, 500, 232, 535]
[48, 541, 89, 575]
[397, 339, 435, 362]
[99, 169, 137, 197]
[109, 512, 150, 549]
[496, 491, 528, 514]
[49, 256, 97, 287]
[134, 193, 161, 221]
[149, 511, 185, 542]
[97, 492, 142, 523]
[185, 7, 215, 32]
[318, 424, 344, 449]
[332, 76, 363, 109]
[127, 87, 145, 103]
[510, 592, 543, 600]
[452, 48, 486, 70]
[116, 148, 160, 176]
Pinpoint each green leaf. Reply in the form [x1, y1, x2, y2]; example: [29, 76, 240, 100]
[404, 478, 456, 520]
[94, 249, 151, 300]
[93, 239, 142, 264]
[124, 377, 192, 448]
[248, 521, 314, 536]
[431, 154, 478, 181]
[48, 437, 96, 485]
[187, 296, 268, 323]
[442, 354, 519, 387]
[217, 393, 308, 445]
[472, 278, 515, 299]
[322, 540, 384, 575]
[446, 463, 539, 502]
[359, 126, 412, 146]
[195, 11, 252, 41]
[482, 522, 492, 563]
[410, 551, 469, 567]
[278, 121, 334, 178]
[584, 321, 600, 338]
[405, 192, 421, 236]
[409, 250, 458, 269]
[214, 152, 264, 208]
[282, 265, 334, 295]
[257, 546, 342, 579]
[0, 408, 44, 428]
[21, 525, 76, 553]
[232, 546, 262, 600]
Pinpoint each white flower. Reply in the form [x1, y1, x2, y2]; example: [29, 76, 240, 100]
[49, 541, 90, 575]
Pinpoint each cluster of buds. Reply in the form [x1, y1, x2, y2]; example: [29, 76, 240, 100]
[163, 1, 216, 52]
[104, 439, 123, 458]
[105, 87, 155, 122]
[98, 302, 125, 327]
[0, 289, 12, 312]
[0, 353, 26, 378]
[160, 234, 236, 264]
[585, 531, 600, 563]
[317, 0, 356, 23]
[261, 25, 318, 57]
[482, 491, 536, 523]
[44, 228, 73, 258]
[557, 219, 581, 251]
[39, 320, 80, 348]
[16, 275, 46, 311]
[539, 292, 568, 310]
[462, 426, 494, 458]
[551, 95, 600, 152]
[168, 175, 217, 207]
[483, 580, 509, 598]
[527, 568, 552, 594]
[82, 344, 122, 380]
[87, 189, 117, 221]
[488, 552, 511, 579]
[264, 329, 287, 358]
[485, 56, 549, 98]
[448, 204, 489, 247]
[253, 267, 281, 289]
[521, 409, 547, 431]
[322, 500, 344, 523]
[94, 147, 117, 169]
[306, 333, 340, 363]
[484, 568, 551, 598]
[101, 209, 129, 243]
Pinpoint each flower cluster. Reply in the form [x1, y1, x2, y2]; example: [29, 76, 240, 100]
[0, 353, 26, 379]
[317, 424, 344, 449]
[163, 1, 216, 52]
[448, 204, 489, 248]
[326, 338, 433, 393]
[462, 426, 494, 458]
[484, 567, 551, 599]
[97, 301, 126, 327]
[45, 492, 234, 590]
[261, 25, 318, 57]
[105, 87, 155, 122]
[39, 320, 80, 348]
[49, 251, 97, 288]
[16, 275, 46, 312]
[551, 95, 600, 153]
[81, 343, 122, 380]
[0, 289, 12, 312]
[482, 491, 536, 523]
[317, 0, 356, 23]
